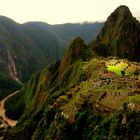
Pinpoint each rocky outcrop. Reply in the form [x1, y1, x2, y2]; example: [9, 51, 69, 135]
[7, 49, 21, 83]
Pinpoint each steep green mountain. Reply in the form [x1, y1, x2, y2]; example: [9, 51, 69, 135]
[4, 40, 140, 139]
[3, 5, 140, 140]
[4, 49, 140, 139]
[0, 17, 102, 82]
[0, 16, 47, 82]
[21, 22, 66, 63]
[4, 37, 87, 120]
[92, 5, 140, 61]
[22, 22, 103, 63]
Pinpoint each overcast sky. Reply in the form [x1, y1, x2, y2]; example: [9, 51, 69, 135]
[0, 0, 139, 24]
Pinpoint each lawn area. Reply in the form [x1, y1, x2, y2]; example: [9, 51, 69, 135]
[107, 65, 130, 76]
[106, 59, 139, 76]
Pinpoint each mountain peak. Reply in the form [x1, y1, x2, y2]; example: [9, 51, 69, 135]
[93, 5, 140, 61]
[69, 37, 86, 50]
[106, 5, 133, 24]
[114, 5, 131, 14]
[61, 37, 86, 67]
[57, 37, 86, 81]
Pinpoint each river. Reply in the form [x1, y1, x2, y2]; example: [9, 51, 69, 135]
[0, 90, 20, 128]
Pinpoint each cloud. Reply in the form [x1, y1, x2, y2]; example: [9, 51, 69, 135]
[133, 11, 140, 21]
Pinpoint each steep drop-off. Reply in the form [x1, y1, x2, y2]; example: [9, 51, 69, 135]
[0, 73, 21, 100]
[4, 37, 87, 121]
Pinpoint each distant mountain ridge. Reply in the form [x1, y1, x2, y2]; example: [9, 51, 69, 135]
[0, 16, 102, 82]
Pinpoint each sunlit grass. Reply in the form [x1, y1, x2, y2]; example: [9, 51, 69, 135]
[106, 59, 139, 76]
[107, 65, 130, 76]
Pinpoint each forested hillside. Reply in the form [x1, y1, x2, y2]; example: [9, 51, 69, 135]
[0, 16, 102, 82]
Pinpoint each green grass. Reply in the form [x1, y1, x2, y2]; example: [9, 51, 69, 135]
[106, 59, 139, 76]
[107, 65, 130, 76]
[128, 95, 140, 103]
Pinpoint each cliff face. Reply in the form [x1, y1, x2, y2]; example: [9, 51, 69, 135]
[7, 49, 21, 83]
[93, 5, 140, 61]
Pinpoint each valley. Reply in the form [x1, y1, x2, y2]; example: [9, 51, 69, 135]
[0, 17, 102, 82]
[1, 4, 140, 140]
[0, 90, 19, 128]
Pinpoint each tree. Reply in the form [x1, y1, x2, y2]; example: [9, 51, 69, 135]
[121, 70, 125, 76]
[134, 69, 139, 76]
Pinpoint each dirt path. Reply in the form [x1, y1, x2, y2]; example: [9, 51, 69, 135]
[0, 90, 20, 128]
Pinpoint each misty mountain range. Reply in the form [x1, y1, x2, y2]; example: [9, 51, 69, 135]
[0, 16, 103, 82]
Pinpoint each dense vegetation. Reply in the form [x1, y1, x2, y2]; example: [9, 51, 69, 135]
[4, 56, 140, 139]
[0, 17, 102, 82]
[0, 73, 21, 100]
[4, 38, 87, 120]
[3, 5, 140, 140]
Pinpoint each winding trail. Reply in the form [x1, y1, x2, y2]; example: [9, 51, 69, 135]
[0, 90, 20, 128]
